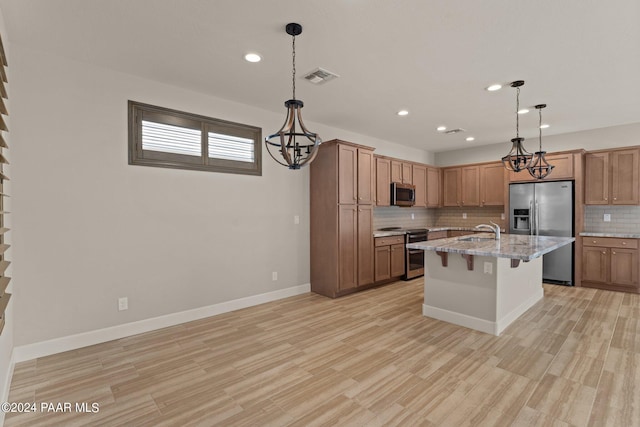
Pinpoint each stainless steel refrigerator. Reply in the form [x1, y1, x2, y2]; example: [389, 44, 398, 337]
[509, 181, 574, 285]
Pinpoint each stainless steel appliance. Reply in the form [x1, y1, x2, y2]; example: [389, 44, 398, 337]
[404, 228, 427, 279]
[391, 182, 415, 207]
[509, 181, 574, 285]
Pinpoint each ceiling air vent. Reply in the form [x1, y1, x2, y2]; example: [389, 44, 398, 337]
[444, 128, 466, 134]
[303, 67, 340, 84]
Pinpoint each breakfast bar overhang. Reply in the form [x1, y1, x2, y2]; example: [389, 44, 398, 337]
[406, 233, 575, 336]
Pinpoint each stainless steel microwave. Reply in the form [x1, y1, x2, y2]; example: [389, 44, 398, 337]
[391, 182, 415, 207]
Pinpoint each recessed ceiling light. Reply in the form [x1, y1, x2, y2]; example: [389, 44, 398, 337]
[540, 124, 550, 129]
[466, 137, 475, 142]
[486, 84, 502, 91]
[436, 126, 447, 131]
[397, 110, 409, 116]
[517, 109, 530, 114]
[244, 53, 261, 63]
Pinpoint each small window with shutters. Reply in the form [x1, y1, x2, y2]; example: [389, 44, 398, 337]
[128, 101, 262, 176]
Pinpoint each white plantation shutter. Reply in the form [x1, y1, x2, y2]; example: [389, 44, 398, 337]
[142, 120, 201, 157]
[208, 132, 254, 163]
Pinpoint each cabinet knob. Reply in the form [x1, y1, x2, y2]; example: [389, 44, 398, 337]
[593, 240, 597, 243]
[602, 251, 606, 254]
[612, 251, 616, 255]
[604, 197, 608, 201]
[359, 197, 363, 200]
[623, 242, 627, 245]
[614, 197, 617, 201]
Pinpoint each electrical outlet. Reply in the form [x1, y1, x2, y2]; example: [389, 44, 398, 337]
[294, 215, 300, 225]
[462, 213, 467, 219]
[501, 213, 505, 220]
[603, 213, 611, 222]
[272, 271, 278, 281]
[118, 297, 128, 311]
[411, 213, 415, 220]
[483, 262, 493, 275]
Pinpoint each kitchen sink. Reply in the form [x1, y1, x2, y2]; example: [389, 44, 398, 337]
[457, 236, 496, 242]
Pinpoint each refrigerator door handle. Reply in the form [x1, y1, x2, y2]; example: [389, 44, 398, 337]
[535, 200, 540, 236]
[529, 201, 534, 235]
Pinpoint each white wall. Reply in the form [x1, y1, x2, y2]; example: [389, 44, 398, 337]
[435, 122, 640, 166]
[9, 44, 433, 349]
[0, 3, 14, 415]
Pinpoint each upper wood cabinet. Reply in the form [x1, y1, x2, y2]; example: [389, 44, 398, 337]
[480, 162, 506, 206]
[426, 167, 441, 208]
[391, 160, 412, 184]
[412, 163, 427, 207]
[509, 152, 576, 182]
[585, 148, 639, 205]
[338, 144, 374, 205]
[442, 166, 480, 207]
[375, 157, 391, 206]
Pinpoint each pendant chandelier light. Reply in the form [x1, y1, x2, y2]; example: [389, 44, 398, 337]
[527, 104, 555, 179]
[501, 80, 533, 172]
[265, 23, 321, 170]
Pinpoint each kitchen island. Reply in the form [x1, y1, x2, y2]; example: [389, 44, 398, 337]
[407, 233, 574, 335]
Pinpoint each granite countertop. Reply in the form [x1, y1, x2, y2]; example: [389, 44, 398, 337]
[580, 232, 640, 239]
[373, 230, 407, 237]
[406, 233, 575, 261]
[373, 226, 505, 238]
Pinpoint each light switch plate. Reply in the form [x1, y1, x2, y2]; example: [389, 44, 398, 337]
[603, 213, 611, 222]
[462, 213, 467, 219]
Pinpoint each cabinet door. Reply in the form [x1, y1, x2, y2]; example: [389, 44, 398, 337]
[480, 163, 505, 206]
[412, 164, 427, 207]
[509, 153, 574, 182]
[585, 153, 609, 205]
[610, 248, 638, 288]
[374, 246, 391, 282]
[357, 204, 374, 287]
[338, 145, 358, 204]
[391, 160, 403, 183]
[582, 246, 609, 284]
[338, 205, 358, 291]
[427, 167, 440, 207]
[375, 157, 391, 206]
[442, 168, 461, 207]
[390, 243, 406, 277]
[461, 166, 480, 206]
[611, 149, 639, 205]
[357, 148, 375, 204]
[402, 163, 413, 184]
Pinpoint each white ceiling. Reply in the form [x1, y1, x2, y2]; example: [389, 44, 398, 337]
[2, 0, 640, 153]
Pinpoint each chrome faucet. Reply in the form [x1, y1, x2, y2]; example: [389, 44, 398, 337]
[474, 221, 501, 240]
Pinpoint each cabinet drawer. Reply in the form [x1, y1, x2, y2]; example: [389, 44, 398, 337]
[583, 237, 638, 249]
[375, 235, 405, 247]
[428, 230, 448, 240]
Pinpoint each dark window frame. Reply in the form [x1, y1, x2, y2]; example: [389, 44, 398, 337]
[128, 101, 262, 176]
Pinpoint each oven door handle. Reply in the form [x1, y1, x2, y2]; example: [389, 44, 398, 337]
[407, 249, 424, 255]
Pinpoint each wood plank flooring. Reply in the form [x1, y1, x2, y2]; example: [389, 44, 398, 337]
[5, 281, 640, 426]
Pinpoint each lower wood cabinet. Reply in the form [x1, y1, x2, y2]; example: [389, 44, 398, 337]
[374, 235, 405, 282]
[582, 237, 639, 293]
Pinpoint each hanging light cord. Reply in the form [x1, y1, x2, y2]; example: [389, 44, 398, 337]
[515, 86, 520, 139]
[291, 34, 296, 100]
[538, 106, 543, 152]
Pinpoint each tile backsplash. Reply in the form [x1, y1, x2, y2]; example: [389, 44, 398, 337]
[584, 205, 640, 233]
[373, 206, 505, 230]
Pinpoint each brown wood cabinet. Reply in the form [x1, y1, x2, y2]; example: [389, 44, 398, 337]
[311, 140, 376, 298]
[374, 235, 405, 282]
[391, 160, 412, 184]
[412, 163, 427, 207]
[480, 162, 505, 206]
[426, 167, 440, 207]
[581, 237, 639, 293]
[509, 152, 576, 182]
[375, 157, 391, 206]
[442, 166, 480, 207]
[585, 148, 639, 205]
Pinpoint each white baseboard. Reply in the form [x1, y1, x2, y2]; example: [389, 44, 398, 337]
[13, 283, 310, 363]
[0, 351, 15, 426]
[422, 304, 497, 335]
[495, 288, 543, 335]
[423, 288, 544, 336]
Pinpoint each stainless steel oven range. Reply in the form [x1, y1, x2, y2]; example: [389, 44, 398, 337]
[404, 228, 427, 280]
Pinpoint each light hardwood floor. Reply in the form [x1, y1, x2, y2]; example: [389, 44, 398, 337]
[5, 280, 640, 426]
